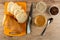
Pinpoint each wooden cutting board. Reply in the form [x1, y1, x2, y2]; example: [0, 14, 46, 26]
[3, 2, 27, 36]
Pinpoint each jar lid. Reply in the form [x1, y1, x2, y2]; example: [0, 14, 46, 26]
[36, 1, 47, 13]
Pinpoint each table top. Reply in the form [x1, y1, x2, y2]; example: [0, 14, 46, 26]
[0, 0, 60, 40]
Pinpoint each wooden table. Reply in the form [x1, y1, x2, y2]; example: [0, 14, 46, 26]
[0, 0, 60, 40]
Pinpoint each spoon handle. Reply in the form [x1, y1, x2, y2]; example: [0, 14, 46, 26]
[41, 22, 48, 36]
[41, 18, 53, 36]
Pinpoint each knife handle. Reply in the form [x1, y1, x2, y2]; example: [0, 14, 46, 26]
[27, 17, 32, 34]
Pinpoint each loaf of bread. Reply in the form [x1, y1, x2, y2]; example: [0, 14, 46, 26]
[7, 2, 27, 23]
[3, 15, 22, 34]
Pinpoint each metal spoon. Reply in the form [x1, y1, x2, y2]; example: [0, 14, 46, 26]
[41, 18, 53, 36]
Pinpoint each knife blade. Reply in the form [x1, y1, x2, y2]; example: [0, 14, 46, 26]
[27, 3, 33, 34]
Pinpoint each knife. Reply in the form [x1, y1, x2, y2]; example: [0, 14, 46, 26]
[26, 3, 33, 34]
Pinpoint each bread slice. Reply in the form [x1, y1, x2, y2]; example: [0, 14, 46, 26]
[14, 9, 24, 16]
[11, 3, 21, 14]
[7, 2, 14, 13]
[15, 11, 27, 23]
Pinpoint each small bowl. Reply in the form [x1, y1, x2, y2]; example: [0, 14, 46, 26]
[34, 15, 47, 27]
[49, 5, 59, 16]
